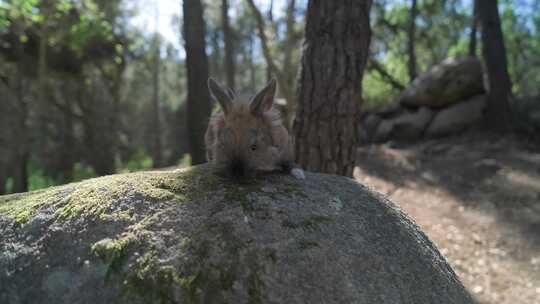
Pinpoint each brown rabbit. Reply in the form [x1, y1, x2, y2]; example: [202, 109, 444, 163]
[205, 78, 304, 179]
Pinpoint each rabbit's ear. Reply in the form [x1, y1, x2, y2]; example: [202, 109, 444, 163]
[250, 78, 277, 116]
[208, 78, 233, 115]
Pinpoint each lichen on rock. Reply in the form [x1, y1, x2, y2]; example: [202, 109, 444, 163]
[0, 164, 473, 303]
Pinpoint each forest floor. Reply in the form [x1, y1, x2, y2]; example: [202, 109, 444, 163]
[355, 131, 540, 304]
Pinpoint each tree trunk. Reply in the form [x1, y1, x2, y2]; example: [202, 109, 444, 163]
[282, 0, 298, 127]
[478, 0, 513, 130]
[266, 0, 274, 82]
[249, 35, 256, 89]
[246, 0, 296, 129]
[13, 67, 29, 193]
[183, 0, 212, 165]
[0, 168, 6, 195]
[152, 34, 163, 168]
[407, 0, 418, 82]
[468, 0, 479, 56]
[222, 0, 235, 91]
[13, 152, 29, 193]
[294, 0, 371, 177]
[60, 92, 75, 182]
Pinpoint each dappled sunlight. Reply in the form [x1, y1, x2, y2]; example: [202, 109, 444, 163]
[355, 133, 540, 303]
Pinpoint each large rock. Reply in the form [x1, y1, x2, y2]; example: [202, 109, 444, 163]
[372, 107, 434, 143]
[425, 95, 486, 137]
[0, 165, 473, 304]
[513, 95, 540, 134]
[398, 57, 485, 108]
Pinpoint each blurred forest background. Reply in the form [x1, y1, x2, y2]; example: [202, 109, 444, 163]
[0, 0, 539, 193]
[2, 2, 540, 302]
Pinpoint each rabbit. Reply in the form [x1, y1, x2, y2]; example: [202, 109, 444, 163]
[205, 78, 305, 180]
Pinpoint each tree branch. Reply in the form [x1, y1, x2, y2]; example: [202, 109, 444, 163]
[245, 0, 286, 87]
[367, 58, 406, 91]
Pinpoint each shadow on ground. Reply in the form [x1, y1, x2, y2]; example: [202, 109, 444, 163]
[356, 130, 540, 248]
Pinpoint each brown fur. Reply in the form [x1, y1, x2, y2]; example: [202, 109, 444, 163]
[205, 99, 293, 177]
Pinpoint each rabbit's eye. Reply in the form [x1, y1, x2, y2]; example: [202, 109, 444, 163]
[251, 144, 258, 151]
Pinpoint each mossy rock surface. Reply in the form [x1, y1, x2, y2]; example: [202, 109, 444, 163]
[0, 165, 473, 304]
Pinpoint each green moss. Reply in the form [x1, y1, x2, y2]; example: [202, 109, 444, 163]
[91, 235, 134, 280]
[282, 215, 333, 231]
[298, 239, 320, 250]
[278, 182, 308, 198]
[0, 165, 224, 225]
[0, 187, 71, 224]
[222, 180, 260, 214]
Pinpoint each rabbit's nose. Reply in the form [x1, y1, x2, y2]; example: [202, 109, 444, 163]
[228, 158, 254, 179]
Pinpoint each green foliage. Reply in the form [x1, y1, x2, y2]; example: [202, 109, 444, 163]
[363, 72, 396, 108]
[5, 178, 13, 194]
[28, 163, 59, 191]
[73, 163, 97, 182]
[120, 148, 153, 173]
[178, 154, 192, 168]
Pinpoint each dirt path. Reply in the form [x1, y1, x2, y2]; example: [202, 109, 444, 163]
[354, 132, 540, 304]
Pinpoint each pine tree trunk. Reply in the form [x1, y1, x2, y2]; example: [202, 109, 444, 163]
[222, 0, 235, 91]
[468, 0, 478, 56]
[407, 0, 418, 82]
[478, 0, 512, 130]
[60, 95, 74, 182]
[294, 0, 371, 177]
[0, 168, 6, 195]
[266, 0, 274, 82]
[183, 0, 212, 165]
[13, 67, 28, 193]
[152, 35, 163, 168]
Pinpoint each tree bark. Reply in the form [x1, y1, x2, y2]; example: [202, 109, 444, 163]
[246, 0, 296, 129]
[407, 0, 418, 82]
[282, 0, 298, 126]
[294, 0, 371, 177]
[183, 0, 212, 165]
[152, 34, 163, 168]
[60, 86, 75, 182]
[266, 0, 274, 82]
[222, 0, 235, 91]
[478, 0, 513, 130]
[468, 0, 479, 56]
[249, 35, 256, 89]
[13, 70, 29, 193]
[368, 58, 405, 91]
[0, 167, 5, 195]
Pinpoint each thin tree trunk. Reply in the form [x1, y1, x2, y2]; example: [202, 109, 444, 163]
[60, 88, 75, 182]
[183, 0, 212, 165]
[469, 0, 479, 56]
[38, 0, 50, 111]
[407, 0, 418, 82]
[294, 0, 371, 177]
[13, 70, 28, 193]
[478, 0, 513, 130]
[222, 0, 235, 91]
[152, 34, 163, 168]
[368, 58, 405, 90]
[0, 167, 6, 194]
[249, 35, 256, 89]
[246, 0, 295, 128]
[282, 0, 297, 126]
[266, 0, 274, 82]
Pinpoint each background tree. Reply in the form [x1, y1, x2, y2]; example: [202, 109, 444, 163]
[151, 7, 163, 168]
[246, 0, 301, 128]
[294, 0, 372, 176]
[222, 0, 236, 91]
[183, 0, 212, 165]
[469, 0, 479, 56]
[407, 0, 418, 82]
[478, 0, 513, 130]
